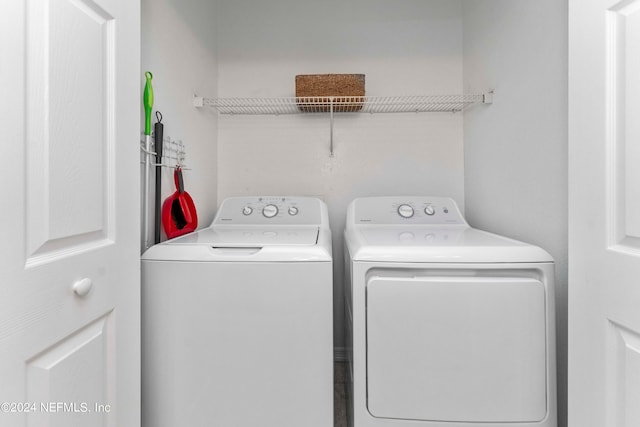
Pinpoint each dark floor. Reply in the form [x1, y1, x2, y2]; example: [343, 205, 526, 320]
[334, 362, 347, 427]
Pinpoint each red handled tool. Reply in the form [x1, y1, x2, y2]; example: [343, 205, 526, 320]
[161, 167, 198, 239]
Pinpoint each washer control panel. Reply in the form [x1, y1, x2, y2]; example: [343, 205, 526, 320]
[352, 197, 466, 225]
[214, 196, 322, 225]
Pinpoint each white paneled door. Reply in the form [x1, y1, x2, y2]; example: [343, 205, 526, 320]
[569, 1, 640, 426]
[0, 1, 140, 426]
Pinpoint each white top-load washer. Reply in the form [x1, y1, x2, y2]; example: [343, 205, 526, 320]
[344, 197, 557, 427]
[142, 196, 333, 427]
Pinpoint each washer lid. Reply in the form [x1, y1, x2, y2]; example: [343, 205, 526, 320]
[346, 226, 553, 263]
[166, 226, 319, 247]
[142, 225, 331, 262]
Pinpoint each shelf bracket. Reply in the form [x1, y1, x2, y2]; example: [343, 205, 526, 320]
[329, 97, 334, 157]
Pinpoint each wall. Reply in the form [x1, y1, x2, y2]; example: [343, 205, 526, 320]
[141, 0, 218, 251]
[462, 2, 568, 426]
[216, 0, 465, 354]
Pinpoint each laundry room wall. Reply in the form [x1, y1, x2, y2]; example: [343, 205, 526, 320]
[215, 0, 465, 355]
[462, 1, 568, 426]
[141, 0, 219, 250]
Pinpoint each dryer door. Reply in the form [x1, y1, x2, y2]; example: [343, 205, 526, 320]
[366, 275, 547, 422]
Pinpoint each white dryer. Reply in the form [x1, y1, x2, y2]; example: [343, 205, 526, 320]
[142, 196, 333, 427]
[344, 197, 557, 427]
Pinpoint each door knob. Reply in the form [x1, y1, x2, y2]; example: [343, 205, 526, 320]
[73, 278, 93, 297]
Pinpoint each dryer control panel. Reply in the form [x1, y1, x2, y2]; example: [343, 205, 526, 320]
[350, 197, 467, 225]
[213, 196, 323, 225]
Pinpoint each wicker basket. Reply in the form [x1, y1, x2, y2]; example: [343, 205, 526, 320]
[295, 74, 365, 112]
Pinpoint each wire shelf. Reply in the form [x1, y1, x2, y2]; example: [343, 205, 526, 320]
[198, 94, 488, 115]
[193, 92, 492, 156]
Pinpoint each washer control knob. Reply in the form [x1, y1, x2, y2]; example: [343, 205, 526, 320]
[424, 205, 436, 216]
[262, 204, 279, 218]
[242, 206, 253, 216]
[397, 204, 414, 218]
[288, 206, 299, 216]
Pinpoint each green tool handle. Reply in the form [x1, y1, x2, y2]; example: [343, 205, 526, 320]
[143, 71, 154, 136]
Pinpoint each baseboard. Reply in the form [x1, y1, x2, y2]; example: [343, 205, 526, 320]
[334, 347, 347, 362]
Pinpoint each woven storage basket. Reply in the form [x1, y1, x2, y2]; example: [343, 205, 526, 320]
[295, 74, 365, 112]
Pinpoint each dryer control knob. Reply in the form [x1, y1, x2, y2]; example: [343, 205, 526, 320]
[242, 206, 253, 216]
[288, 206, 299, 216]
[397, 204, 414, 218]
[262, 204, 279, 218]
[424, 205, 435, 216]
